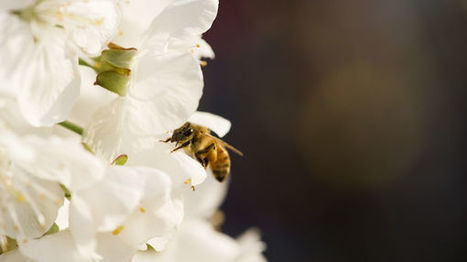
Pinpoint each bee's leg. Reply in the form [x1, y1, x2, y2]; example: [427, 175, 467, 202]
[206, 144, 218, 163]
[171, 141, 190, 153]
[160, 137, 172, 143]
[194, 143, 216, 168]
[195, 154, 208, 168]
[197, 143, 216, 155]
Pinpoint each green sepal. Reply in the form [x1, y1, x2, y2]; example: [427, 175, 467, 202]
[94, 71, 130, 97]
[81, 142, 95, 154]
[0, 236, 17, 254]
[60, 184, 72, 200]
[112, 154, 128, 166]
[44, 223, 59, 236]
[146, 243, 156, 251]
[89, 42, 137, 97]
[101, 45, 137, 69]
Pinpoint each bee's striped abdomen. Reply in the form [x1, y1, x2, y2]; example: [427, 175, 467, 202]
[211, 145, 230, 182]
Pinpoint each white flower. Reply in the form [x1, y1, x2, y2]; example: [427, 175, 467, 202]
[113, 0, 172, 47]
[67, 165, 181, 260]
[133, 171, 267, 262]
[0, 128, 103, 244]
[134, 218, 267, 262]
[18, 230, 136, 262]
[48, 147, 206, 260]
[83, 0, 219, 161]
[0, 0, 120, 126]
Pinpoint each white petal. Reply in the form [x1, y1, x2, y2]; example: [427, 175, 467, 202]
[0, 170, 63, 240]
[0, 249, 32, 262]
[0, 94, 52, 137]
[20, 230, 137, 262]
[129, 143, 207, 188]
[236, 229, 267, 262]
[68, 194, 99, 259]
[196, 37, 215, 59]
[113, 0, 173, 47]
[0, 14, 34, 94]
[119, 196, 183, 249]
[16, 30, 80, 127]
[24, 136, 105, 191]
[0, 0, 34, 10]
[83, 98, 156, 162]
[36, 0, 121, 56]
[188, 111, 231, 137]
[96, 233, 136, 262]
[148, 0, 219, 39]
[152, 220, 239, 262]
[70, 166, 145, 233]
[55, 199, 70, 230]
[19, 230, 100, 262]
[168, 36, 215, 60]
[68, 66, 116, 127]
[69, 166, 175, 255]
[131, 50, 204, 134]
[183, 172, 228, 219]
[0, 132, 65, 240]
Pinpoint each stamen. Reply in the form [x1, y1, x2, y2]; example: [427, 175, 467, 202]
[112, 225, 124, 235]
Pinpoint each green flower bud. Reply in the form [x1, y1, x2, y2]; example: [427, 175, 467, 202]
[91, 43, 137, 97]
[112, 154, 128, 166]
[94, 70, 130, 97]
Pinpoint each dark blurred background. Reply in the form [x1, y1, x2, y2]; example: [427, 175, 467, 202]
[201, 1, 467, 261]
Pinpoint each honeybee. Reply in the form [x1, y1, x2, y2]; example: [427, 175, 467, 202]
[162, 122, 243, 182]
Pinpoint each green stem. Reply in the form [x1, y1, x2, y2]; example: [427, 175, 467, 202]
[58, 121, 84, 135]
[79, 58, 97, 71]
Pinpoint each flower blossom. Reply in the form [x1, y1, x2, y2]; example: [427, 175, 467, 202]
[83, 0, 219, 161]
[0, 0, 120, 126]
[0, 1, 269, 261]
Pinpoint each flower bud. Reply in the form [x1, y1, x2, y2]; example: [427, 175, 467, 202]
[93, 43, 137, 97]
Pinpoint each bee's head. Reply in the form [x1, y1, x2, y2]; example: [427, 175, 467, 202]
[171, 122, 194, 143]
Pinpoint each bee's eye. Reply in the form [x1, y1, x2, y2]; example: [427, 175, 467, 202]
[183, 128, 193, 136]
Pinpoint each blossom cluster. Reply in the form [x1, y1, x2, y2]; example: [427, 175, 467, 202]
[0, 0, 267, 261]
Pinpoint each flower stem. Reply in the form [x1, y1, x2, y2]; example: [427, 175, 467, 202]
[58, 121, 84, 135]
[79, 58, 98, 71]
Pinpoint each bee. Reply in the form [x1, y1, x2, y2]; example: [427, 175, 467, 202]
[162, 122, 243, 182]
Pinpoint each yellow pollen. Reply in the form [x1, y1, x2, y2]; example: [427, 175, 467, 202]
[15, 192, 25, 203]
[119, 31, 124, 36]
[196, 43, 201, 48]
[201, 61, 208, 67]
[191, 186, 196, 191]
[112, 225, 124, 235]
[94, 18, 104, 26]
[190, 48, 194, 54]
[139, 207, 146, 213]
[184, 178, 192, 185]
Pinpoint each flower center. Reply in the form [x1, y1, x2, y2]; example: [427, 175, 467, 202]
[0, 146, 63, 239]
[11, 4, 38, 22]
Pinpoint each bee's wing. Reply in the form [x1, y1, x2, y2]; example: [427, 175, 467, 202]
[205, 133, 244, 156]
